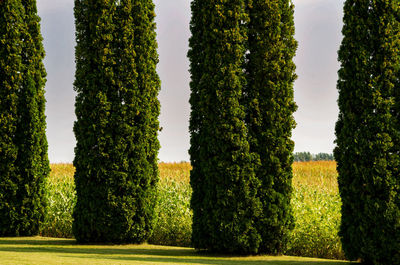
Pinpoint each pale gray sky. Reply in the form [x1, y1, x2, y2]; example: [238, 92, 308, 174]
[37, 0, 345, 163]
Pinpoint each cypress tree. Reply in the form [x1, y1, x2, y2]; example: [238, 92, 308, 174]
[0, 0, 49, 236]
[246, 0, 297, 254]
[335, 1, 400, 263]
[73, 0, 160, 243]
[188, 0, 262, 253]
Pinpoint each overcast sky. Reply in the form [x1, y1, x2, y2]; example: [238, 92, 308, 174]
[36, 0, 345, 163]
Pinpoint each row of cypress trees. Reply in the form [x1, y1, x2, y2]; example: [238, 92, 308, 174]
[188, 0, 297, 254]
[189, 0, 400, 260]
[1, 0, 400, 263]
[0, 0, 161, 243]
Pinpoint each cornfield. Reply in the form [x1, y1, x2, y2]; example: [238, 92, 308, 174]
[41, 161, 344, 260]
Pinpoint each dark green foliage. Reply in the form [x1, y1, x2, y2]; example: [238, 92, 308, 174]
[0, 0, 49, 236]
[246, 0, 297, 254]
[73, 0, 160, 243]
[189, 0, 298, 254]
[188, 0, 262, 254]
[335, 1, 400, 263]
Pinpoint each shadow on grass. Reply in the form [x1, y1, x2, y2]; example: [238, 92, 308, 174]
[70, 255, 358, 265]
[0, 238, 74, 246]
[0, 238, 357, 265]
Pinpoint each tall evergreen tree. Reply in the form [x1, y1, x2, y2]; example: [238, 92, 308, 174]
[246, 0, 297, 254]
[0, 0, 49, 236]
[188, 0, 262, 254]
[73, 0, 160, 243]
[335, 1, 400, 263]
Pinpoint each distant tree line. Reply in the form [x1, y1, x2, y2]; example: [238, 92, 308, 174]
[293, 152, 334, 162]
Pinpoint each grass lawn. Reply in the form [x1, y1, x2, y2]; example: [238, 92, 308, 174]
[0, 237, 356, 265]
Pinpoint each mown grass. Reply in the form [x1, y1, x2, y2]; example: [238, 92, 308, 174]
[41, 161, 345, 260]
[0, 237, 355, 265]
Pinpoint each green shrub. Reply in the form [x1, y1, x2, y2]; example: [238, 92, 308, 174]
[188, 0, 263, 254]
[73, 0, 160, 243]
[246, 0, 297, 254]
[335, 1, 400, 263]
[0, 0, 49, 236]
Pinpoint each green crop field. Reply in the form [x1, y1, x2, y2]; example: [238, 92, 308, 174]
[0, 237, 355, 265]
[37, 161, 349, 261]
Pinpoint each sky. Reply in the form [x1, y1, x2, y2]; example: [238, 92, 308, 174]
[36, 0, 345, 163]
